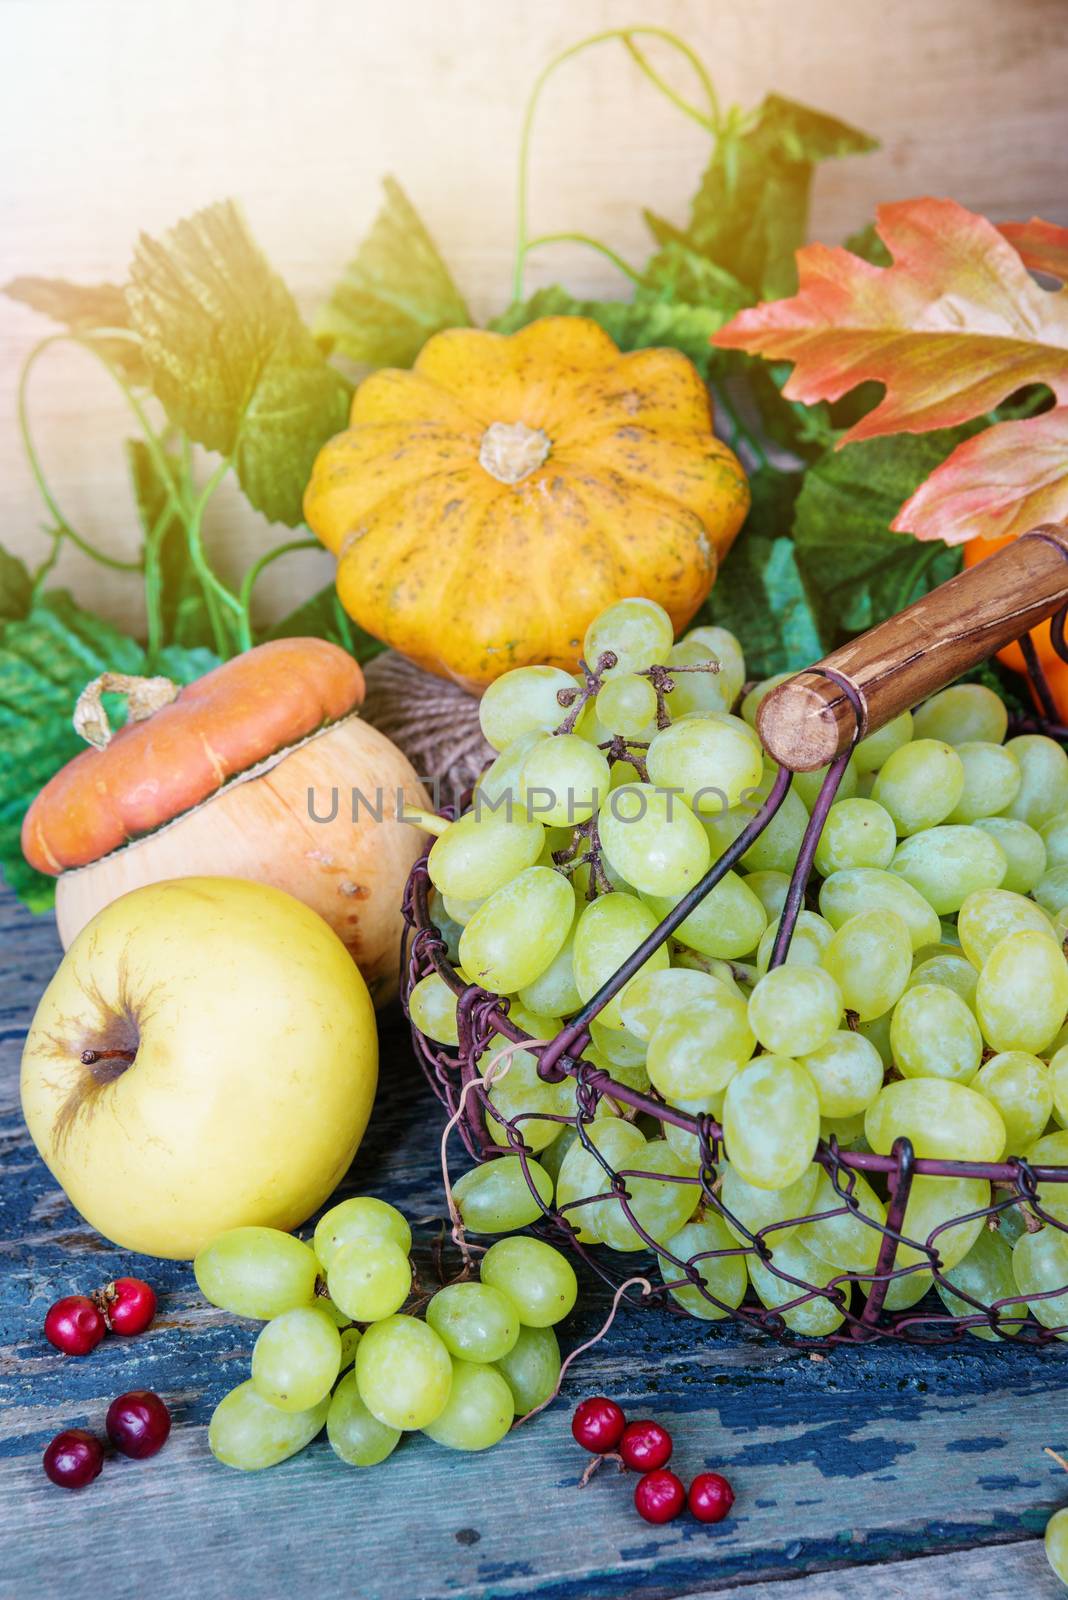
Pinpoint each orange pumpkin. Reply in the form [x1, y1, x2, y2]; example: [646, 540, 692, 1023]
[304, 316, 750, 692]
[22, 639, 430, 1004]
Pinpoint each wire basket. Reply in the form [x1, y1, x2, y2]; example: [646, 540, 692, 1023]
[402, 526, 1068, 1345]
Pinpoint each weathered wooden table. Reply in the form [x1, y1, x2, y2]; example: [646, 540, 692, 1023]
[2, 883, 1067, 1599]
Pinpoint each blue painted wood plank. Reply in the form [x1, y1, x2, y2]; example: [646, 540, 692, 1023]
[1, 886, 1067, 1599]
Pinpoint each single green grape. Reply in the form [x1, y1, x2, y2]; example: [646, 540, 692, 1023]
[800, 1030, 885, 1117]
[422, 1358, 515, 1451]
[974, 1051, 1052, 1151]
[519, 733, 611, 826]
[327, 1239, 412, 1323]
[744, 870, 791, 919]
[936, 1227, 1022, 1340]
[425, 1283, 521, 1362]
[895, 1175, 990, 1274]
[480, 1236, 578, 1327]
[599, 784, 711, 898]
[907, 951, 978, 1010]
[555, 1119, 647, 1243]
[479, 666, 581, 751]
[459, 866, 575, 994]
[976, 929, 1068, 1054]
[747, 1229, 849, 1337]
[972, 816, 1047, 895]
[571, 892, 670, 1030]
[428, 810, 544, 902]
[719, 1160, 820, 1247]
[957, 887, 1057, 968]
[1034, 865, 1068, 916]
[802, 1167, 886, 1275]
[597, 1137, 699, 1252]
[208, 1380, 329, 1471]
[747, 965, 843, 1056]
[250, 1305, 342, 1412]
[355, 1314, 453, 1430]
[588, 1016, 647, 1068]
[646, 994, 756, 1098]
[890, 825, 1007, 915]
[1051, 1043, 1068, 1128]
[792, 758, 859, 813]
[735, 776, 810, 876]
[1018, 1132, 1068, 1225]
[453, 1156, 554, 1233]
[194, 1228, 320, 1321]
[813, 797, 896, 876]
[871, 739, 965, 834]
[1013, 1226, 1068, 1337]
[656, 1212, 748, 1320]
[646, 714, 764, 813]
[494, 1324, 561, 1414]
[913, 683, 1009, 746]
[474, 731, 543, 815]
[619, 966, 729, 1041]
[408, 972, 461, 1046]
[314, 1197, 412, 1270]
[865, 1079, 1006, 1162]
[1000, 734, 1068, 828]
[584, 597, 675, 676]
[820, 1111, 868, 1148]
[660, 1092, 724, 1169]
[485, 1052, 573, 1154]
[518, 932, 582, 1016]
[890, 983, 983, 1084]
[1042, 812, 1068, 869]
[1046, 1504, 1068, 1584]
[819, 869, 941, 952]
[851, 710, 913, 774]
[664, 638, 732, 717]
[821, 909, 912, 1022]
[327, 1371, 401, 1466]
[946, 740, 1021, 822]
[722, 1055, 820, 1190]
[339, 1325, 362, 1371]
[857, 1010, 893, 1068]
[442, 893, 484, 925]
[644, 871, 767, 961]
[427, 889, 464, 964]
[756, 910, 835, 973]
[596, 672, 659, 736]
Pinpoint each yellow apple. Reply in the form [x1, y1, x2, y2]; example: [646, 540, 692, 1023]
[21, 876, 378, 1259]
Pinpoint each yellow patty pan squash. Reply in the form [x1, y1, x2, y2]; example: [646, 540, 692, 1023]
[304, 316, 749, 691]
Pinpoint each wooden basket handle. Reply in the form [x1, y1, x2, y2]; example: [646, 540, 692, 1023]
[757, 524, 1068, 772]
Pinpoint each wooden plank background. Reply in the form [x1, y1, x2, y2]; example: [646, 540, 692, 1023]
[1, 0, 1066, 635]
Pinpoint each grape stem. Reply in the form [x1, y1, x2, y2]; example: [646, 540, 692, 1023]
[512, 1274, 653, 1430]
[1046, 1447, 1068, 1475]
[640, 659, 719, 729]
[554, 651, 618, 735]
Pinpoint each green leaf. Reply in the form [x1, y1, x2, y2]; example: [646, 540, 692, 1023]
[0, 547, 33, 623]
[0, 587, 146, 911]
[263, 584, 385, 662]
[127, 200, 351, 526]
[792, 431, 973, 641]
[4, 275, 149, 384]
[700, 534, 824, 678]
[315, 177, 471, 368]
[648, 95, 877, 299]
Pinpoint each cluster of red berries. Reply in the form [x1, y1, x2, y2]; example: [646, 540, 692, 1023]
[45, 1276, 157, 1354]
[571, 1396, 735, 1526]
[42, 1277, 170, 1489]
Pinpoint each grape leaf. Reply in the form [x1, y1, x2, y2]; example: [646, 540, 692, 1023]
[713, 198, 1068, 441]
[894, 407, 1068, 544]
[699, 534, 823, 678]
[647, 95, 877, 299]
[315, 177, 471, 368]
[0, 547, 33, 623]
[997, 217, 1068, 282]
[264, 584, 385, 661]
[792, 431, 969, 639]
[4, 276, 149, 384]
[0, 577, 217, 911]
[127, 201, 351, 526]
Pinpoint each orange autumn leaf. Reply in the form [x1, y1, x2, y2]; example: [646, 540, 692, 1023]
[712, 197, 1068, 544]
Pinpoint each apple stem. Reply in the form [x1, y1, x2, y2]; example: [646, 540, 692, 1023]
[80, 1048, 137, 1065]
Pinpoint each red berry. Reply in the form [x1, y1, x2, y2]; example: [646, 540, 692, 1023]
[106, 1390, 171, 1459]
[103, 1277, 156, 1336]
[634, 1469, 686, 1524]
[619, 1419, 673, 1472]
[44, 1296, 107, 1356]
[571, 1396, 626, 1453]
[688, 1471, 735, 1523]
[43, 1429, 104, 1489]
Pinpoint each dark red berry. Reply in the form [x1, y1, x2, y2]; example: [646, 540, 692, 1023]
[44, 1296, 107, 1356]
[106, 1391, 171, 1459]
[103, 1277, 156, 1336]
[688, 1471, 735, 1523]
[43, 1429, 104, 1489]
[571, 1396, 626, 1453]
[634, 1468, 686, 1524]
[619, 1419, 673, 1472]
